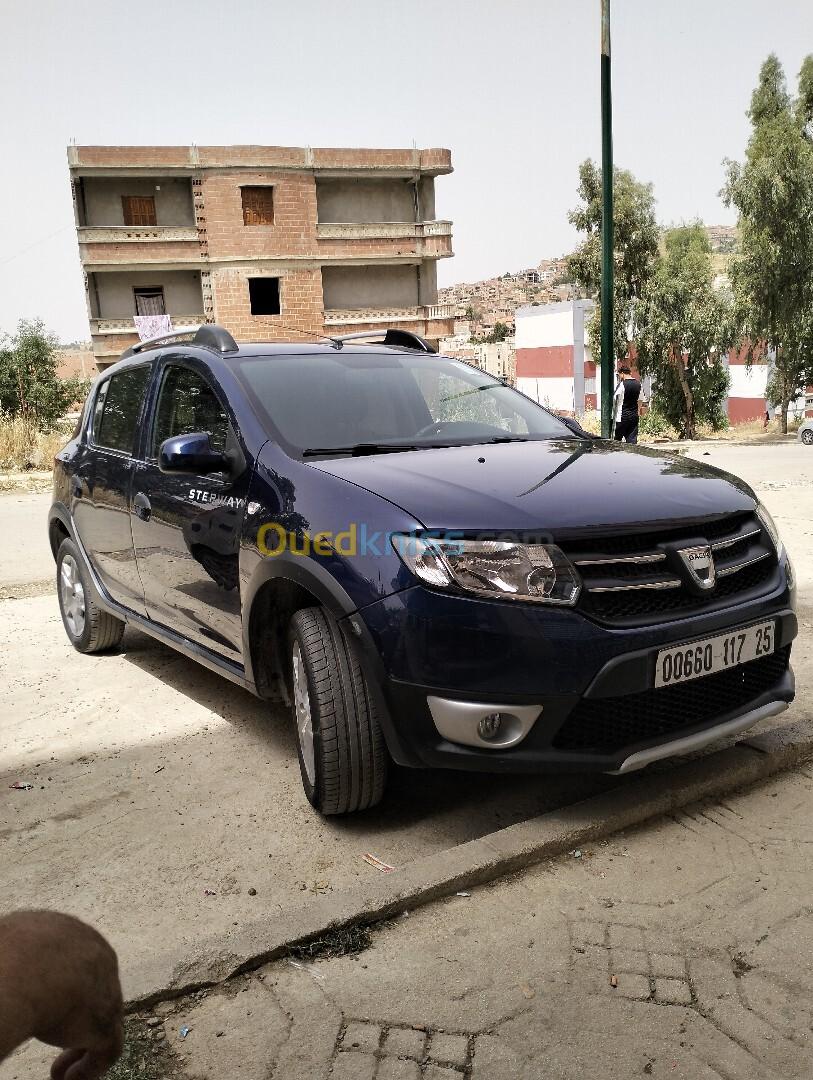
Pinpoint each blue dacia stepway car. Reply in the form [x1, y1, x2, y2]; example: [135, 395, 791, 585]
[49, 325, 797, 814]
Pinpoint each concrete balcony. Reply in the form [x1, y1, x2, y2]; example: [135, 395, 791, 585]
[317, 220, 451, 240]
[78, 225, 201, 269]
[316, 220, 453, 259]
[78, 226, 199, 244]
[323, 304, 456, 341]
[90, 314, 205, 335]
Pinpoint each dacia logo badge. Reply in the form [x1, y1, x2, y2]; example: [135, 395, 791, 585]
[678, 544, 716, 590]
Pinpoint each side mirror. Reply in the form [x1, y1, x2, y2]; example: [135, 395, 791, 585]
[558, 415, 594, 439]
[159, 432, 229, 475]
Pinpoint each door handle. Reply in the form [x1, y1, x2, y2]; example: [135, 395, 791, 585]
[133, 492, 152, 521]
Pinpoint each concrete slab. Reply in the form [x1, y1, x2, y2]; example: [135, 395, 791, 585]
[11, 760, 807, 1080]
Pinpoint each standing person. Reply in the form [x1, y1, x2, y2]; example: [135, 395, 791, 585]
[613, 366, 646, 444]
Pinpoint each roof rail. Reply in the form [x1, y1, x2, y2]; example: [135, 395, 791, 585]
[330, 329, 436, 353]
[120, 324, 238, 360]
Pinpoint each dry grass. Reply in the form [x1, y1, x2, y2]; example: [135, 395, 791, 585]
[696, 417, 801, 441]
[0, 415, 71, 471]
[579, 409, 601, 435]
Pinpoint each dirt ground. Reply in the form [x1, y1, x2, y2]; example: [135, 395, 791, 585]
[1, 444, 811, 1006]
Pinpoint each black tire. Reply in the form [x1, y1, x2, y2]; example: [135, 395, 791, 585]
[802, 429, 813, 446]
[289, 606, 387, 814]
[56, 538, 125, 654]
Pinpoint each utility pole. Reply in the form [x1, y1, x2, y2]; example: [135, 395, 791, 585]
[600, 0, 615, 437]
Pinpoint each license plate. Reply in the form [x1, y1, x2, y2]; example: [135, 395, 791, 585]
[655, 621, 775, 688]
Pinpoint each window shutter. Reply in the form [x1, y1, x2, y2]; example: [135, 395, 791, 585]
[241, 187, 274, 226]
[122, 196, 157, 227]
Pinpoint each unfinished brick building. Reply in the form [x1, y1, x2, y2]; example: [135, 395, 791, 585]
[68, 145, 455, 368]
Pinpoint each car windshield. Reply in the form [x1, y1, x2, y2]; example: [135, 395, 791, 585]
[237, 350, 571, 456]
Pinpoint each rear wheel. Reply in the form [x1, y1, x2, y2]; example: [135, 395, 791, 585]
[56, 538, 125, 654]
[289, 606, 387, 814]
[802, 428, 813, 446]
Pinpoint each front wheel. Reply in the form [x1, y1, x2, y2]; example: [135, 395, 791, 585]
[289, 607, 387, 815]
[802, 428, 813, 446]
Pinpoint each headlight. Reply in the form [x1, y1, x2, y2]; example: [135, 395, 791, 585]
[392, 535, 581, 605]
[757, 504, 784, 559]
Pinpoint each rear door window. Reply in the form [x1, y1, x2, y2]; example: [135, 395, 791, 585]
[93, 366, 151, 454]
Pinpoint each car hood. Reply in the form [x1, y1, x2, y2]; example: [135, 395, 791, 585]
[306, 439, 757, 534]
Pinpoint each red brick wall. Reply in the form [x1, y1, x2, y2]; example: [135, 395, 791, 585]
[72, 146, 193, 168]
[211, 267, 324, 342]
[197, 146, 308, 169]
[203, 172, 319, 260]
[73, 145, 452, 174]
[80, 240, 202, 265]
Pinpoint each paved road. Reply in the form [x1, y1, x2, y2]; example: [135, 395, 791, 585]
[0, 491, 52, 589]
[0, 442, 810, 1020]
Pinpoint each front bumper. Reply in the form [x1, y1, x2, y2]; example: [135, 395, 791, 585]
[348, 574, 797, 773]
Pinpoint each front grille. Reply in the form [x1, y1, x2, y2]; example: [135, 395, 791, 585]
[558, 513, 778, 627]
[553, 646, 791, 754]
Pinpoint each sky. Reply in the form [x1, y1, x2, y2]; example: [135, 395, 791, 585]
[1, 0, 812, 343]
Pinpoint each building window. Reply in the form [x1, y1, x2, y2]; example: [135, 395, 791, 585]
[241, 187, 274, 226]
[248, 277, 281, 316]
[133, 286, 166, 316]
[122, 195, 157, 227]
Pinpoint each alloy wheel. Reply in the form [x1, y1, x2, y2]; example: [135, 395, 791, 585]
[292, 641, 316, 785]
[60, 554, 86, 638]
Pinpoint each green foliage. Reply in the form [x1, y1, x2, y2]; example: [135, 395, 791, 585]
[638, 407, 676, 439]
[748, 53, 791, 126]
[0, 319, 88, 430]
[723, 52, 813, 433]
[567, 160, 660, 361]
[636, 224, 733, 439]
[795, 54, 813, 126]
[481, 321, 510, 343]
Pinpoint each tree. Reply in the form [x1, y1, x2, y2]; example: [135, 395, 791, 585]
[635, 225, 734, 439]
[0, 319, 87, 429]
[464, 303, 484, 336]
[723, 53, 813, 433]
[567, 160, 660, 362]
[482, 321, 510, 344]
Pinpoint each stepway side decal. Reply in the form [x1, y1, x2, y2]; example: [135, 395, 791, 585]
[188, 489, 245, 509]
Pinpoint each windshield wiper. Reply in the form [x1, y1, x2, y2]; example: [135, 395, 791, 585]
[440, 382, 510, 404]
[302, 443, 426, 457]
[302, 436, 532, 457]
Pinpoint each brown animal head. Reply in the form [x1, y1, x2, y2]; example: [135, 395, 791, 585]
[0, 910, 123, 1080]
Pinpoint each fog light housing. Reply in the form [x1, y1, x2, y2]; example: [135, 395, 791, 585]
[478, 713, 503, 740]
[427, 697, 543, 750]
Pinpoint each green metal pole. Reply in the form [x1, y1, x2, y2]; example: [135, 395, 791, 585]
[600, 0, 615, 438]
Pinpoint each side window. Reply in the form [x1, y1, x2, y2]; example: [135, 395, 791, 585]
[153, 366, 230, 456]
[93, 367, 151, 454]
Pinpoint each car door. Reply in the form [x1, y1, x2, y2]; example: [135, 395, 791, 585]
[71, 364, 152, 615]
[130, 358, 248, 656]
